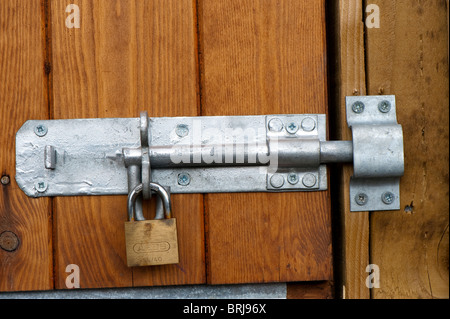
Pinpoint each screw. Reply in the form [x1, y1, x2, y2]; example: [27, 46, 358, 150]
[268, 118, 284, 132]
[175, 124, 189, 137]
[381, 191, 395, 205]
[286, 122, 299, 134]
[270, 174, 285, 188]
[177, 173, 191, 186]
[35, 181, 48, 193]
[34, 124, 48, 137]
[287, 173, 299, 185]
[378, 100, 391, 113]
[0, 231, 20, 252]
[301, 117, 316, 132]
[355, 193, 368, 206]
[352, 101, 365, 114]
[1, 175, 10, 185]
[302, 173, 317, 188]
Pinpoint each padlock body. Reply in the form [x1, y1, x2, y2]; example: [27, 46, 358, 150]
[124, 218, 179, 267]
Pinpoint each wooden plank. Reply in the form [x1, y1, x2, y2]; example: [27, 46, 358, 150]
[366, 0, 449, 299]
[0, 0, 52, 291]
[199, 0, 333, 285]
[51, 0, 204, 288]
[327, 0, 370, 299]
[286, 281, 334, 299]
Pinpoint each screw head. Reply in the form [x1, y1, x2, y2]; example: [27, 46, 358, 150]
[270, 174, 285, 188]
[381, 191, 395, 205]
[175, 124, 189, 137]
[34, 124, 48, 137]
[378, 100, 391, 113]
[352, 101, 365, 114]
[268, 118, 284, 132]
[287, 173, 299, 185]
[1, 175, 10, 185]
[286, 122, 299, 134]
[355, 193, 368, 206]
[177, 173, 191, 186]
[0, 231, 20, 252]
[301, 117, 316, 132]
[302, 173, 317, 188]
[35, 181, 48, 193]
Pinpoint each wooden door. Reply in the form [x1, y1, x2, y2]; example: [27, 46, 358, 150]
[1, 0, 332, 296]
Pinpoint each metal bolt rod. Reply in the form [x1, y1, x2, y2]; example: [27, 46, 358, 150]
[123, 140, 354, 169]
[320, 141, 353, 163]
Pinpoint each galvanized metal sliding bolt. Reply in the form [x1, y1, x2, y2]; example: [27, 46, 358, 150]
[14, 95, 404, 213]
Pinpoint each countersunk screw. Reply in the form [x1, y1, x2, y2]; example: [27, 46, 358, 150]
[177, 173, 191, 186]
[175, 124, 189, 137]
[378, 100, 391, 113]
[352, 101, 365, 114]
[270, 174, 285, 188]
[302, 173, 317, 188]
[286, 122, 299, 134]
[355, 193, 368, 206]
[1, 175, 10, 185]
[287, 173, 299, 185]
[34, 124, 48, 137]
[268, 118, 284, 132]
[381, 191, 395, 205]
[35, 181, 48, 193]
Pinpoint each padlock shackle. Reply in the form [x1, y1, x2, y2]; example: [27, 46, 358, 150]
[127, 182, 172, 221]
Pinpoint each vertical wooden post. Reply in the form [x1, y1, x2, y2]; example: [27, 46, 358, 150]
[328, 0, 370, 299]
[366, 0, 449, 299]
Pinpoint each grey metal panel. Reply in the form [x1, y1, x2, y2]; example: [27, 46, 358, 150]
[0, 283, 287, 299]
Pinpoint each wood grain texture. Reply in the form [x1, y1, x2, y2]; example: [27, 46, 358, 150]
[51, 0, 204, 288]
[199, 0, 333, 285]
[286, 281, 334, 299]
[366, 0, 449, 299]
[0, 0, 52, 291]
[327, 0, 370, 299]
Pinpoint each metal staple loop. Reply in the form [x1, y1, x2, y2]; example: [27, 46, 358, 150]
[140, 111, 152, 200]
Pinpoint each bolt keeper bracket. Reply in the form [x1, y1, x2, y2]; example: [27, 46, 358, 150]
[15, 95, 404, 212]
[346, 95, 404, 211]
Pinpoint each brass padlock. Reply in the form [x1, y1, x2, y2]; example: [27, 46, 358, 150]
[124, 182, 179, 267]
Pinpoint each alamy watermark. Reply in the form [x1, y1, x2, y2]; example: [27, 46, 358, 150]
[365, 264, 380, 289]
[169, 119, 279, 172]
[64, 3, 382, 30]
[65, 264, 80, 289]
[65, 4, 80, 29]
[365, 4, 381, 29]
